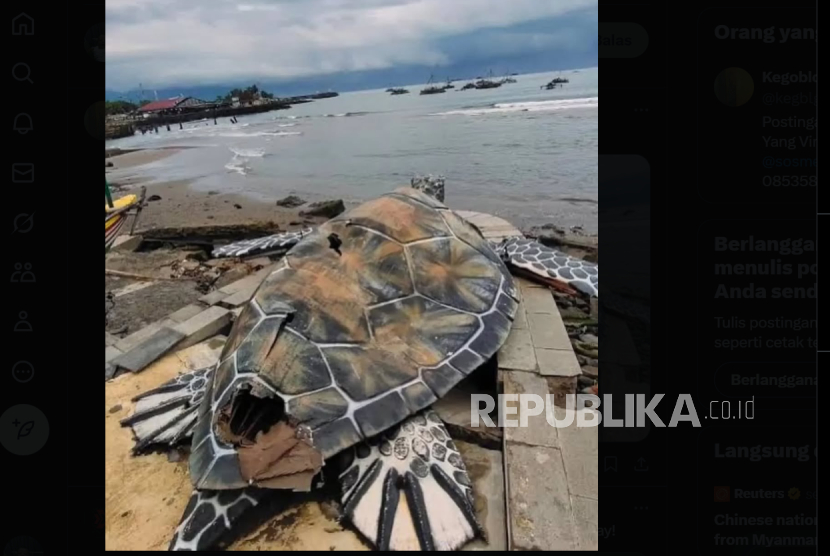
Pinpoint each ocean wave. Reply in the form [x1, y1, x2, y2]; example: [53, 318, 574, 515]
[215, 130, 302, 138]
[277, 123, 297, 127]
[228, 147, 265, 157]
[224, 157, 251, 176]
[322, 111, 372, 118]
[430, 97, 598, 116]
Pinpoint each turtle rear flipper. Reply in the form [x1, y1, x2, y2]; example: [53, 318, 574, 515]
[169, 488, 266, 551]
[120, 366, 213, 453]
[339, 410, 484, 551]
[502, 237, 599, 297]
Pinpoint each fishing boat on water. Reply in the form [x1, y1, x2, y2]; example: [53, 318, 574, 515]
[420, 74, 446, 95]
[389, 88, 410, 95]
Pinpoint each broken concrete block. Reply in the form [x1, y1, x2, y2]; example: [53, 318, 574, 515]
[500, 370, 559, 449]
[112, 234, 143, 252]
[114, 318, 178, 353]
[198, 289, 229, 306]
[105, 331, 120, 347]
[505, 443, 576, 550]
[526, 311, 571, 351]
[497, 327, 537, 372]
[173, 306, 232, 350]
[456, 441, 506, 551]
[168, 302, 208, 323]
[536, 348, 581, 377]
[111, 327, 187, 373]
[106, 345, 123, 363]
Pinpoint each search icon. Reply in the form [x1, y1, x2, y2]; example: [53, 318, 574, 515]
[13, 63, 33, 84]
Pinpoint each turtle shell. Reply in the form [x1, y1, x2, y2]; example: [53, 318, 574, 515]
[189, 187, 518, 490]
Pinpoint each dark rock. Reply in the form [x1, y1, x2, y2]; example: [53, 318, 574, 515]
[289, 221, 302, 226]
[106, 161, 114, 167]
[148, 194, 162, 202]
[233, 204, 242, 209]
[300, 199, 345, 218]
[108, 404, 122, 414]
[276, 195, 306, 208]
[582, 365, 598, 379]
[577, 375, 594, 389]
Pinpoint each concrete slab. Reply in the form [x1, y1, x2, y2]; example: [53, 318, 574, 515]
[505, 443, 576, 550]
[497, 327, 537, 372]
[173, 306, 232, 350]
[520, 287, 558, 315]
[571, 495, 598, 550]
[536, 348, 582, 378]
[526, 311, 571, 351]
[500, 370, 559, 449]
[112, 234, 143, 252]
[112, 281, 155, 298]
[114, 318, 178, 353]
[516, 276, 545, 289]
[111, 327, 187, 373]
[106, 345, 123, 363]
[456, 441, 507, 551]
[105, 331, 120, 347]
[218, 265, 276, 296]
[554, 406, 598, 500]
[198, 289, 229, 306]
[511, 301, 528, 330]
[433, 386, 502, 450]
[167, 302, 207, 323]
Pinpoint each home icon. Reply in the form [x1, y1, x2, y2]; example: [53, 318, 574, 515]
[12, 13, 34, 36]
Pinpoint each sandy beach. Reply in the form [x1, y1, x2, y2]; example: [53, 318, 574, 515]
[107, 148, 322, 232]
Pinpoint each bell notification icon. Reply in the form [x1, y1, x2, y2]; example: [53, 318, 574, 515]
[14, 113, 33, 134]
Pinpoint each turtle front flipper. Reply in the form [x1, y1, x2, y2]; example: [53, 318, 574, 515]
[338, 409, 483, 551]
[501, 237, 599, 297]
[211, 228, 313, 259]
[120, 366, 213, 453]
[169, 488, 266, 551]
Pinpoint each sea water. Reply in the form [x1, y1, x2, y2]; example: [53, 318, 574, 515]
[107, 68, 598, 231]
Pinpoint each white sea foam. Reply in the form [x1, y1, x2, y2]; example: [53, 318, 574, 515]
[228, 147, 265, 157]
[277, 123, 297, 127]
[215, 130, 302, 138]
[431, 97, 598, 116]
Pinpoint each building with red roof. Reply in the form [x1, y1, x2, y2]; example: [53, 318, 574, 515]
[137, 96, 216, 116]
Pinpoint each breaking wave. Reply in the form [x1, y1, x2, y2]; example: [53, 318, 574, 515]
[430, 97, 598, 116]
[228, 147, 265, 157]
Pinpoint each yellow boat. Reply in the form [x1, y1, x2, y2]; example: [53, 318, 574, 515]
[106, 182, 145, 252]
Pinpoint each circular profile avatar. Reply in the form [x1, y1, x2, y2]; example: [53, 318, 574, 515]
[714, 67, 754, 107]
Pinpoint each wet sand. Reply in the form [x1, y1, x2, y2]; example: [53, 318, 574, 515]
[106, 148, 319, 232]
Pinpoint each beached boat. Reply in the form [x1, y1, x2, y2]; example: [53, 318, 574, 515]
[473, 70, 502, 89]
[105, 181, 145, 253]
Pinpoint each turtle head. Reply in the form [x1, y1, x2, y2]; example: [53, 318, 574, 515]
[410, 175, 445, 202]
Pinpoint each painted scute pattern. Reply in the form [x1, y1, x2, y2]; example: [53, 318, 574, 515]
[188, 188, 519, 489]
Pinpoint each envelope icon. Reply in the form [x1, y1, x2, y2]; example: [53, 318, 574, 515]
[12, 163, 34, 183]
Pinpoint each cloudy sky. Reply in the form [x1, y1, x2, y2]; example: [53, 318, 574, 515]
[106, 0, 597, 94]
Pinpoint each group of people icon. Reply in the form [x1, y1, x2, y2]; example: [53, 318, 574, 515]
[11, 262, 35, 283]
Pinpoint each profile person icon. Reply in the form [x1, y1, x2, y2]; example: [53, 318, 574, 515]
[11, 263, 35, 282]
[15, 311, 33, 332]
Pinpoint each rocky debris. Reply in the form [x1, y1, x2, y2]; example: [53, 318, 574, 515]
[299, 199, 345, 218]
[523, 224, 597, 263]
[276, 195, 306, 208]
[147, 194, 162, 202]
[106, 161, 114, 167]
[138, 222, 284, 244]
[549, 286, 599, 395]
[234, 203, 242, 209]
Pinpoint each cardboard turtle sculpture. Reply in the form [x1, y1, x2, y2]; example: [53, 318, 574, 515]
[123, 178, 598, 551]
